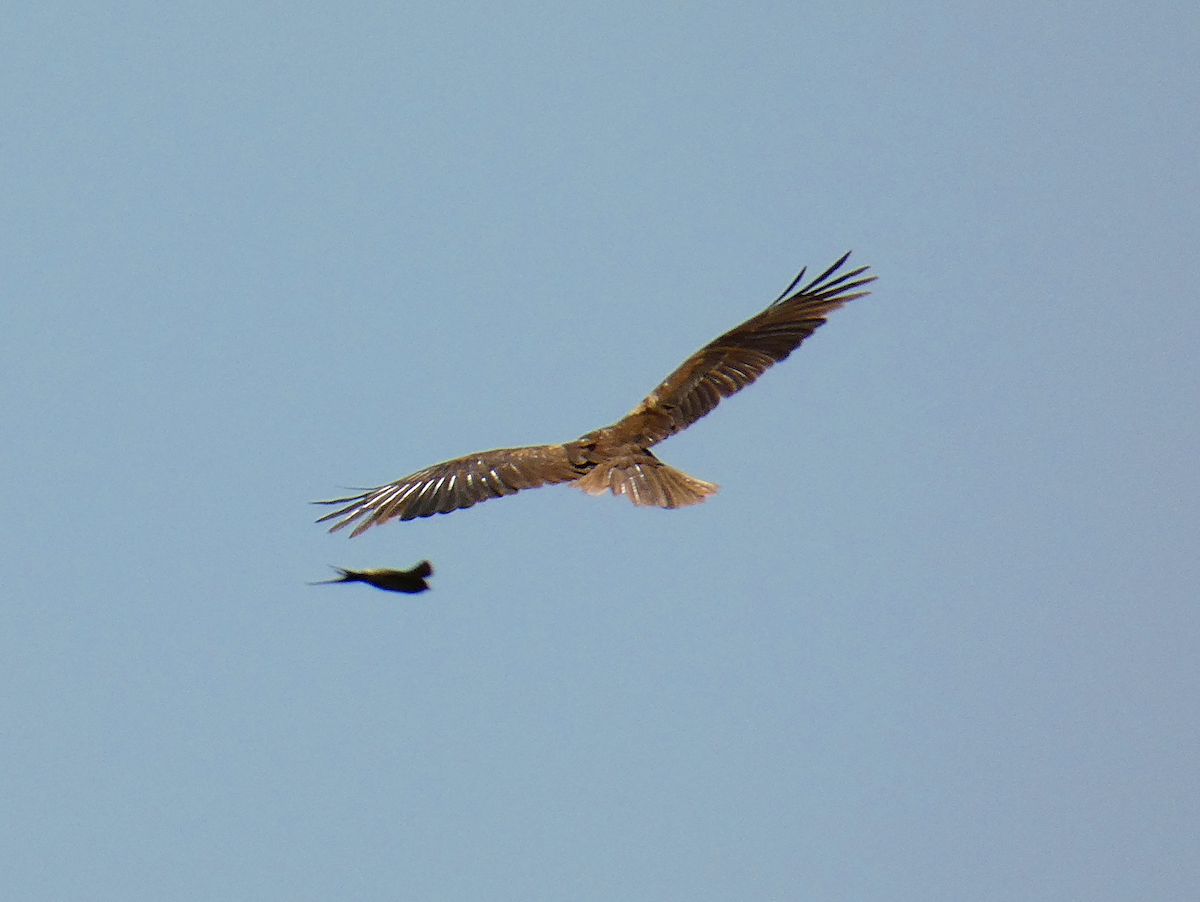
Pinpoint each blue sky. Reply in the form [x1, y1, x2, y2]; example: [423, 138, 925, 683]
[3, 2, 1198, 899]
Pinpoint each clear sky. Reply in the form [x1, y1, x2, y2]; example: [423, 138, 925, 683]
[3, 2, 1198, 900]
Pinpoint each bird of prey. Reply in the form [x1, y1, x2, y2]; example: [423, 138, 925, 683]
[310, 561, 434, 594]
[317, 252, 874, 537]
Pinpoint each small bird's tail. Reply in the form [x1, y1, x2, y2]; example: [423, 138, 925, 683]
[572, 454, 717, 508]
[308, 567, 360, 586]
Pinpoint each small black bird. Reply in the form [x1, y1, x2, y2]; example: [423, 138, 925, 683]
[310, 560, 433, 594]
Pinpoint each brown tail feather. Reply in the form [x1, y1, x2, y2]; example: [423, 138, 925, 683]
[572, 456, 718, 508]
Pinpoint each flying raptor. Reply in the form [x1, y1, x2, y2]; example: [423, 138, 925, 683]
[317, 252, 874, 537]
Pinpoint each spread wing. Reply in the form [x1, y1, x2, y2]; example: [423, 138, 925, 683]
[629, 251, 874, 445]
[316, 444, 583, 536]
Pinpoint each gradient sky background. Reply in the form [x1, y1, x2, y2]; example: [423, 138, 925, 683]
[3, 2, 1198, 900]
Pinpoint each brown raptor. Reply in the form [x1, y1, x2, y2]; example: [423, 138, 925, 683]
[317, 253, 874, 537]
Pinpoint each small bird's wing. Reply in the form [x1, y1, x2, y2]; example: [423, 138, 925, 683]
[316, 444, 583, 535]
[627, 252, 874, 445]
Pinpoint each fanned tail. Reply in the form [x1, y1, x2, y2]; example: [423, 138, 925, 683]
[572, 454, 717, 508]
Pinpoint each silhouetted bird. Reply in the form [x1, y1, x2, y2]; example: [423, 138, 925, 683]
[318, 253, 874, 537]
[310, 561, 433, 594]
